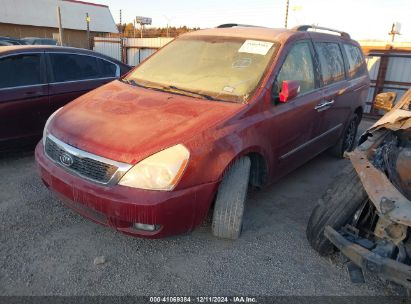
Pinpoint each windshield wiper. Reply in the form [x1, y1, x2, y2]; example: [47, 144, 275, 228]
[166, 85, 216, 101]
[121, 79, 217, 101]
[121, 78, 171, 93]
[120, 78, 139, 86]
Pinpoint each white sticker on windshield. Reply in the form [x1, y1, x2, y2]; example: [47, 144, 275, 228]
[223, 86, 235, 93]
[238, 40, 274, 55]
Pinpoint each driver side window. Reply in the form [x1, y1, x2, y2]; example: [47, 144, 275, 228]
[275, 42, 315, 97]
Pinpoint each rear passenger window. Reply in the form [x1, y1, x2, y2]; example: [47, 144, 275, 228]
[98, 59, 117, 78]
[314, 42, 345, 86]
[276, 42, 315, 96]
[49, 54, 100, 82]
[343, 44, 367, 79]
[0, 54, 43, 89]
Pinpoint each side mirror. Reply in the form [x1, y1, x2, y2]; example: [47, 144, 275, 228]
[374, 92, 397, 112]
[279, 80, 300, 103]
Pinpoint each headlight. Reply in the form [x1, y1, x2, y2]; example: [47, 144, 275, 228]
[42, 108, 63, 145]
[118, 144, 190, 191]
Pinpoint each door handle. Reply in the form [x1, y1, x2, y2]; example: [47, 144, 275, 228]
[24, 91, 41, 96]
[315, 99, 335, 111]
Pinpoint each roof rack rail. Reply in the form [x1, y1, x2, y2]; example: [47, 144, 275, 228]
[293, 25, 350, 39]
[216, 23, 262, 28]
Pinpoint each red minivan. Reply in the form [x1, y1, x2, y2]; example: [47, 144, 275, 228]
[35, 25, 370, 239]
[0, 46, 130, 150]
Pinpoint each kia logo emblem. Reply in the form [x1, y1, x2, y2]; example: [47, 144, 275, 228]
[59, 153, 74, 167]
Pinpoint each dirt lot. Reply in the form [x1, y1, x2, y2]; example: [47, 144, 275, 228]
[0, 119, 405, 296]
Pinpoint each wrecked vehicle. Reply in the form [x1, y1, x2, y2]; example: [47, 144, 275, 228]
[307, 88, 411, 289]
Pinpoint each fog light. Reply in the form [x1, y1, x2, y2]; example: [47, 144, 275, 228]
[133, 223, 158, 232]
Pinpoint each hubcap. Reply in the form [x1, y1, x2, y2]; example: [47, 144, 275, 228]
[344, 119, 357, 152]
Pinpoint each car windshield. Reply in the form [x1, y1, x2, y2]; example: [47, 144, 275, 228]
[124, 36, 278, 103]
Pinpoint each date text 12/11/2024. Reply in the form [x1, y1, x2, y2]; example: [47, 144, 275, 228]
[149, 296, 257, 303]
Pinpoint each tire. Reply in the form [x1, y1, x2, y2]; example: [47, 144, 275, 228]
[212, 157, 251, 240]
[306, 164, 367, 256]
[329, 113, 360, 158]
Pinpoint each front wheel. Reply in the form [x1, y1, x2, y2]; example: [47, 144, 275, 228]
[212, 157, 251, 240]
[329, 113, 360, 158]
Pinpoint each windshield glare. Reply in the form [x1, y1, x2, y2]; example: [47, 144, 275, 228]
[125, 36, 278, 103]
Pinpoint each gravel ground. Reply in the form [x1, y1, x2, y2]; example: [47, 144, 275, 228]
[0, 119, 405, 296]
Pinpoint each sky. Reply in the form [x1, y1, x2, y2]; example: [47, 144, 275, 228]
[97, 0, 411, 42]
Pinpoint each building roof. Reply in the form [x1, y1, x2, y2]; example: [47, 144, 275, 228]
[359, 40, 411, 54]
[0, 0, 118, 33]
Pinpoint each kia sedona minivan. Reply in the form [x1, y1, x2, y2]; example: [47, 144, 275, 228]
[36, 25, 370, 239]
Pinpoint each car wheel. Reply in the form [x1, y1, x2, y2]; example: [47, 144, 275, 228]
[329, 113, 360, 158]
[212, 157, 251, 240]
[306, 164, 367, 256]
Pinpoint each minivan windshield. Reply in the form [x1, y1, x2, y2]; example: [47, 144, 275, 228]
[124, 36, 278, 103]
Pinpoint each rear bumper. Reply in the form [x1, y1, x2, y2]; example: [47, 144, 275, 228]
[325, 226, 411, 289]
[35, 142, 218, 238]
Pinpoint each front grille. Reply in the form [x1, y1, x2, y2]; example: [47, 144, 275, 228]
[45, 137, 119, 184]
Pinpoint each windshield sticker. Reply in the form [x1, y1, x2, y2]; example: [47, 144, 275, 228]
[232, 58, 252, 68]
[223, 86, 235, 93]
[238, 40, 274, 55]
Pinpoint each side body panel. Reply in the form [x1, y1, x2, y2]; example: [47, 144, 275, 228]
[309, 34, 370, 150]
[0, 52, 49, 147]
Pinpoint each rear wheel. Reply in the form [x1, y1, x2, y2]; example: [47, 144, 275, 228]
[306, 164, 367, 256]
[330, 113, 360, 158]
[212, 157, 251, 240]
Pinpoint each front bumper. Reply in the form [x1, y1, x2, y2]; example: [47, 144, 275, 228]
[35, 142, 218, 238]
[325, 226, 411, 289]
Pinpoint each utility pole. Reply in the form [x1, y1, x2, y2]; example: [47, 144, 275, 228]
[119, 9, 125, 64]
[119, 9, 122, 36]
[56, 6, 64, 46]
[163, 15, 172, 38]
[389, 22, 401, 42]
[133, 19, 136, 38]
[284, 0, 290, 28]
[86, 13, 91, 49]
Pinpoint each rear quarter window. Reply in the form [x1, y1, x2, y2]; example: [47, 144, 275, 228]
[98, 59, 117, 78]
[314, 42, 345, 86]
[343, 44, 367, 79]
[49, 53, 100, 82]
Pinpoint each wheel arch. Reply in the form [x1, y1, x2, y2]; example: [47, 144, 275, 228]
[206, 147, 269, 230]
[247, 151, 268, 188]
[218, 146, 269, 189]
[354, 106, 363, 120]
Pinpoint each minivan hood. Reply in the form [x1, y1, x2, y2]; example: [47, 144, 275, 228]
[50, 81, 243, 164]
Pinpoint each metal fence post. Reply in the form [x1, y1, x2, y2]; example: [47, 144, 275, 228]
[372, 54, 390, 113]
[56, 6, 64, 46]
[86, 13, 91, 49]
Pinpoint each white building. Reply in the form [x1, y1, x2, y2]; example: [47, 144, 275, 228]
[0, 0, 118, 48]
